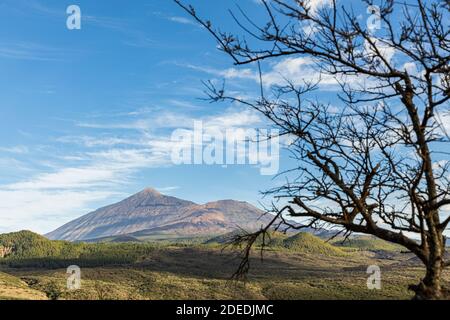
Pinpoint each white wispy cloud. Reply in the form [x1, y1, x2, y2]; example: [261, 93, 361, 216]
[168, 16, 197, 26]
[440, 112, 450, 137]
[0, 41, 67, 61]
[150, 10, 199, 27]
[0, 146, 170, 233]
[77, 107, 262, 132]
[308, 0, 333, 12]
[165, 99, 202, 109]
[0, 106, 265, 234]
[253, 0, 333, 13]
[0, 146, 29, 154]
[0, 189, 123, 233]
[55, 136, 142, 148]
[179, 58, 364, 90]
[203, 108, 262, 129]
[155, 186, 180, 193]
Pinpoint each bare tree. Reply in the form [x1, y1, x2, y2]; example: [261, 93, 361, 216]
[174, 0, 450, 299]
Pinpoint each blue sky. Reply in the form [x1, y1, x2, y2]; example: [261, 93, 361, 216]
[0, 0, 296, 233]
[0, 0, 448, 234]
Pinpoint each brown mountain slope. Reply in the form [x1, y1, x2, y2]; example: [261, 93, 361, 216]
[46, 188, 273, 241]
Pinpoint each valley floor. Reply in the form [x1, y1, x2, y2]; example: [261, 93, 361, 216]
[0, 246, 440, 300]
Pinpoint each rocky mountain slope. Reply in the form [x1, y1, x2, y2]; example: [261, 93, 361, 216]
[46, 188, 274, 241]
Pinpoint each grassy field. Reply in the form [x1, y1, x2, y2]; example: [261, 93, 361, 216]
[0, 231, 443, 300]
[0, 272, 47, 300]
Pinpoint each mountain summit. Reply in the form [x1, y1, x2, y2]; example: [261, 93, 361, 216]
[46, 188, 272, 241]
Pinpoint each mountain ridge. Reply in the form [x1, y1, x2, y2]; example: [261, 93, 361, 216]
[46, 188, 274, 241]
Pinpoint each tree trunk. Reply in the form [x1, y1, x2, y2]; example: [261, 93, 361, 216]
[410, 239, 445, 300]
[412, 265, 443, 299]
